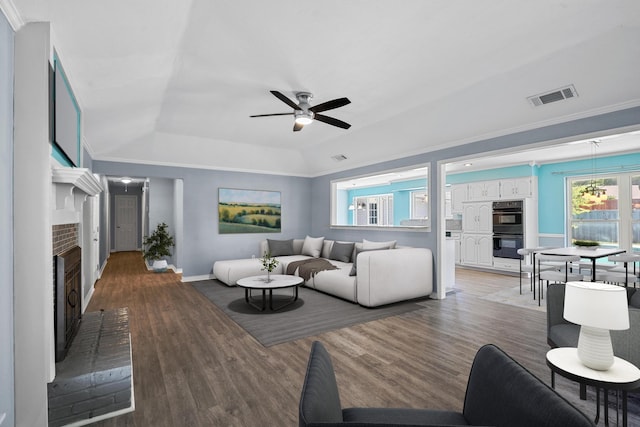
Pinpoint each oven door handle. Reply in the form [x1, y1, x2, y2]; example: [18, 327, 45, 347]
[493, 234, 523, 238]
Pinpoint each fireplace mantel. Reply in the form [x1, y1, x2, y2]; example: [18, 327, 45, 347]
[52, 167, 103, 225]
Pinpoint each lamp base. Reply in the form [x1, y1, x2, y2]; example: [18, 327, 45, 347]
[577, 326, 614, 371]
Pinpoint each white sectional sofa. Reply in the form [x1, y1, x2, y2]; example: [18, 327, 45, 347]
[212, 237, 433, 307]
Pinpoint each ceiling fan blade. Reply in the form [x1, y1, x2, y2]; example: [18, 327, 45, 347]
[249, 112, 294, 118]
[314, 114, 351, 130]
[271, 91, 301, 110]
[309, 97, 351, 113]
[293, 122, 304, 132]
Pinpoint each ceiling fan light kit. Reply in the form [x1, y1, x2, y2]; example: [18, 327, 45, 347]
[250, 90, 351, 132]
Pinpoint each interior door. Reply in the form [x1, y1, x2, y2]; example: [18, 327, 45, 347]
[115, 195, 138, 251]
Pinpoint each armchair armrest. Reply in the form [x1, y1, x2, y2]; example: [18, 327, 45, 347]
[356, 248, 432, 307]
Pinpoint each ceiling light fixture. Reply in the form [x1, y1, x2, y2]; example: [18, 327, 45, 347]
[464, 163, 472, 167]
[294, 110, 314, 125]
[121, 177, 132, 184]
[580, 140, 606, 202]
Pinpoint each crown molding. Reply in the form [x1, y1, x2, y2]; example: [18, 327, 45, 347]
[0, 0, 25, 31]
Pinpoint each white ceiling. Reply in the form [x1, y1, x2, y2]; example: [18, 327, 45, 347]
[8, 0, 640, 177]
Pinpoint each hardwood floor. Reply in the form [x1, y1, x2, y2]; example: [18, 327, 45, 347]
[85, 254, 562, 426]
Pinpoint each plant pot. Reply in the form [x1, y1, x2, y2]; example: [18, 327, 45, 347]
[152, 259, 168, 272]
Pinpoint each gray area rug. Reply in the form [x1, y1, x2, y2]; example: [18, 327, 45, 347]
[191, 280, 426, 347]
[481, 285, 546, 312]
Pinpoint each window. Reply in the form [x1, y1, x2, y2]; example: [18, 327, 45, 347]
[331, 165, 429, 230]
[568, 172, 638, 252]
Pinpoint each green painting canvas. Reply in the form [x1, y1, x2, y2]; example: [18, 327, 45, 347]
[218, 188, 281, 234]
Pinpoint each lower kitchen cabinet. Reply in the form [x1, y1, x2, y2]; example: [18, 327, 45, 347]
[461, 234, 493, 267]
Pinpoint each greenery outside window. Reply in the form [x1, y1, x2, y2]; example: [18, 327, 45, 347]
[331, 165, 429, 230]
[568, 172, 640, 252]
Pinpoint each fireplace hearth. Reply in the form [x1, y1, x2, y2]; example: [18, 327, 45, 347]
[54, 245, 82, 362]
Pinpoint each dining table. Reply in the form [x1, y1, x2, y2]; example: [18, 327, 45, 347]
[538, 246, 625, 282]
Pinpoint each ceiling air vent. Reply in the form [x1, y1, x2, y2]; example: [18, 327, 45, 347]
[331, 154, 348, 161]
[527, 85, 578, 107]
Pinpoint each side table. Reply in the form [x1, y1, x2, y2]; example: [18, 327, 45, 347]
[546, 347, 640, 426]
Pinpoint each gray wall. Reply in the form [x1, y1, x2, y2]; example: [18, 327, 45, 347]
[311, 106, 640, 293]
[0, 10, 14, 427]
[94, 107, 640, 284]
[93, 161, 312, 277]
[148, 177, 177, 266]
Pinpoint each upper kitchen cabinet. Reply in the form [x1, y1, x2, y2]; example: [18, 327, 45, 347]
[500, 177, 536, 199]
[467, 180, 500, 201]
[450, 184, 468, 214]
[461, 177, 537, 201]
[462, 202, 492, 233]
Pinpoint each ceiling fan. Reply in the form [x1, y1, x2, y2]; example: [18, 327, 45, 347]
[250, 91, 351, 132]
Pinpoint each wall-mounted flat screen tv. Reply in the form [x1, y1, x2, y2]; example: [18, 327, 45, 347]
[53, 55, 80, 167]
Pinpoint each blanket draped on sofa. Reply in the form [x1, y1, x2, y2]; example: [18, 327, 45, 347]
[286, 259, 338, 281]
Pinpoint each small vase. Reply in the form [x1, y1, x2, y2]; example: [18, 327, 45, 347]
[266, 270, 272, 283]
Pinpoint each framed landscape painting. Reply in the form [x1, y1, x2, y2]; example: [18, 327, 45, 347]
[218, 188, 281, 234]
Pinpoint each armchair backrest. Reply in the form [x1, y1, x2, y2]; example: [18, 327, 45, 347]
[547, 284, 572, 331]
[463, 344, 594, 427]
[299, 341, 344, 427]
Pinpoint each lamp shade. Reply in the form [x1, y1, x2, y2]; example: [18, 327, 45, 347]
[563, 281, 629, 330]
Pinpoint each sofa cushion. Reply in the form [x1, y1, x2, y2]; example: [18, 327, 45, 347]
[301, 236, 325, 258]
[349, 247, 384, 276]
[329, 242, 355, 263]
[362, 239, 396, 250]
[267, 239, 294, 256]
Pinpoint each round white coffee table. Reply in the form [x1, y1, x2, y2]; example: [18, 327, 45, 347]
[236, 274, 304, 311]
[546, 347, 640, 426]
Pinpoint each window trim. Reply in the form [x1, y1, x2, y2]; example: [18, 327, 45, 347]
[330, 164, 431, 232]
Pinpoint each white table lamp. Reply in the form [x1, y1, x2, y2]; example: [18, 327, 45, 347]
[563, 281, 630, 370]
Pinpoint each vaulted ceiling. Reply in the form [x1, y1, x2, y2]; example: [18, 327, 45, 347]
[9, 0, 640, 176]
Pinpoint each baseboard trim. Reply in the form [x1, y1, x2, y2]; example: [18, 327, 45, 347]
[182, 274, 215, 283]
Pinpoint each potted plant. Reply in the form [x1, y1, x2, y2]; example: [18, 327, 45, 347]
[573, 239, 599, 250]
[260, 251, 279, 282]
[143, 222, 175, 272]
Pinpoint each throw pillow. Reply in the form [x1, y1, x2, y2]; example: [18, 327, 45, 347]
[349, 247, 384, 276]
[362, 239, 397, 250]
[301, 235, 325, 258]
[630, 290, 640, 309]
[329, 242, 355, 263]
[267, 239, 294, 256]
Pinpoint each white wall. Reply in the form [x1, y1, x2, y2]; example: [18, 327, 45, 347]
[14, 22, 53, 426]
[0, 9, 14, 427]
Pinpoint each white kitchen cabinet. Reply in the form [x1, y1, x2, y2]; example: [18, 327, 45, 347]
[448, 232, 462, 264]
[450, 184, 467, 213]
[500, 177, 534, 199]
[468, 180, 500, 201]
[461, 234, 493, 267]
[462, 202, 492, 233]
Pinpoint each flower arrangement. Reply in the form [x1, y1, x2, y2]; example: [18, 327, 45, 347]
[260, 251, 279, 282]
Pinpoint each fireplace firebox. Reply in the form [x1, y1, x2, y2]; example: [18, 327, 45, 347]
[54, 246, 82, 362]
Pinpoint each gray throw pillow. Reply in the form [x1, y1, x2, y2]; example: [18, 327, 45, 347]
[329, 242, 354, 263]
[349, 247, 384, 276]
[267, 239, 294, 256]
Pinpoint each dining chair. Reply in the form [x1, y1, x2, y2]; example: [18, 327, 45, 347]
[517, 247, 555, 296]
[537, 254, 583, 305]
[595, 253, 640, 287]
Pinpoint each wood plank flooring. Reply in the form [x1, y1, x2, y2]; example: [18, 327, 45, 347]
[85, 253, 565, 426]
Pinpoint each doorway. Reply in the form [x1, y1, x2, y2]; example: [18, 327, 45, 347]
[115, 195, 138, 251]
